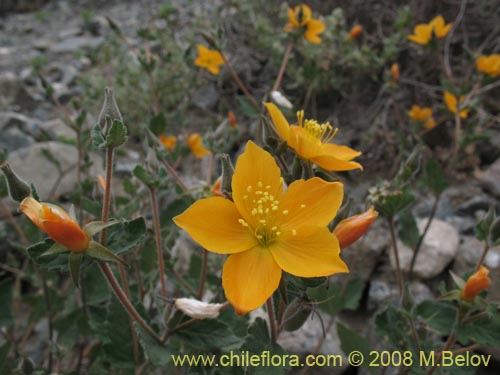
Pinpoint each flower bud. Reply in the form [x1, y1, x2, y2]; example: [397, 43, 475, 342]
[0, 162, 32, 202]
[390, 63, 400, 83]
[174, 298, 224, 319]
[220, 154, 234, 199]
[334, 207, 378, 249]
[270, 91, 293, 109]
[349, 25, 363, 40]
[461, 266, 491, 302]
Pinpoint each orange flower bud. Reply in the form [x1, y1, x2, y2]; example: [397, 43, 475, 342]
[390, 63, 400, 82]
[20, 197, 89, 252]
[228, 111, 237, 128]
[349, 25, 363, 40]
[461, 266, 491, 302]
[334, 207, 378, 249]
[211, 177, 223, 197]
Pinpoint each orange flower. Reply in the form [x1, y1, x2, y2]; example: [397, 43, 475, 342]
[348, 25, 363, 40]
[186, 133, 211, 159]
[461, 266, 491, 302]
[408, 15, 451, 45]
[334, 207, 378, 249]
[285, 4, 325, 44]
[265, 103, 362, 172]
[174, 141, 347, 314]
[408, 105, 436, 129]
[228, 111, 237, 128]
[194, 45, 224, 75]
[476, 54, 500, 77]
[444, 91, 469, 119]
[21, 197, 89, 252]
[159, 135, 177, 151]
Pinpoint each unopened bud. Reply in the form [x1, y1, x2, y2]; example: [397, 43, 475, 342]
[282, 297, 312, 332]
[174, 298, 224, 319]
[270, 91, 293, 109]
[0, 162, 32, 202]
[97, 87, 123, 132]
[461, 266, 491, 302]
[220, 154, 234, 200]
[334, 206, 378, 249]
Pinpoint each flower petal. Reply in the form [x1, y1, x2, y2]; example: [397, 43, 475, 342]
[444, 91, 457, 113]
[270, 226, 348, 277]
[280, 178, 343, 229]
[305, 19, 325, 44]
[41, 205, 89, 252]
[174, 197, 258, 254]
[20, 197, 45, 231]
[264, 103, 291, 143]
[222, 247, 282, 314]
[231, 141, 283, 225]
[310, 153, 363, 171]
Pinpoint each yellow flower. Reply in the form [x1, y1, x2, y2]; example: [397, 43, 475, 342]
[334, 207, 378, 250]
[461, 266, 491, 302]
[186, 133, 211, 159]
[285, 4, 325, 44]
[265, 103, 362, 172]
[390, 63, 400, 83]
[444, 91, 469, 119]
[194, 45, 224, 75]
[408, 15, 451, 45]
[159, 135, 177, 152]
[476, 54, 500, 77]
[174, 141, 348, 314]
[408, 105, 437, 129]
[21, 197, 90, 252]
[348, 25, 363, 40]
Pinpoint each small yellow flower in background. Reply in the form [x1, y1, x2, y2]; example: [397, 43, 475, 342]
[159, 135, 177, 151]
[21, 197, 90, 252]
[444, 91, 469, 119]
[408, 105, 436, 129]
[285, 4, 325, 44]
[186, 133, 211, 159]
[334, 207, 378, 250]
[194, 45, 224, 75]
[348, 24, 363, 40]
[265, 103, 362, 172]
[461, 266, 491, 302]
[408, 15, 451, 45]
[476, 54, 500, 77]
[174, 141, 348, 314]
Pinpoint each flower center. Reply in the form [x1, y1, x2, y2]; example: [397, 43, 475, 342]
[237, 180, 298, 247]
[297, 110, 338, 144]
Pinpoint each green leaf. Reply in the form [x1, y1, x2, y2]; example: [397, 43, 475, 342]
[149, 112, 167, 135]
[337, 323, 373, 371]
[456, 315, 500, 346]
[81, 196, 103, 217]
[136, 325, 171, 366]
[68, 252, 83, 287]
[414, 301, 457, 335]
[39, 242, 68, 257]
[26, 239, 69, 271]
[475, 206, 495, 242]
[236, 95, 260, 118]
[375, 305, 411, 348]
[398, 210, 419, 249]
[133, 165, 157, 188]
[423, 159, 447, 195]
[83, 220, 120, 238]
[105, 119, 128, 148]
[0, 342, 11, 374]
[307, 278, 364, 315]
[91, 123, 106, 148]
[86, 241, 127, 266]
[105, 217, 146, 255]
[174, 319, 241, 351]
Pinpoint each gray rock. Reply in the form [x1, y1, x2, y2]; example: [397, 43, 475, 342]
[390, 218, 460, 279]
[0, 126, 35, 151]
[40, 118, 75, 140]
[191, 85, 219, 111]
[7, 141, 104, 200]
[50, 36, 104, 54]
[476, 158, 500, 199]
[0, 72, 38, 111]
[367, 278, 433, 310]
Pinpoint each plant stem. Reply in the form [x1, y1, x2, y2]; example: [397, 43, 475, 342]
[451, 110, 462, 169]
[118, 264, 140, 365]
[271, 40, 294, 92]
[409, 194, 440, 279]
[475, 242, 490, 271]
[198, 250, 208, 299]
[149, 188, 167, 299]
[219, 50, 260, 112]
[159, 158, 195, 199]
[266, 298, 278, 343]
[98, 146, 114, 245]
[388, 216, 404, 297]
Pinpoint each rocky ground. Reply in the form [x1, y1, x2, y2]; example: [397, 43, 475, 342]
[1, 1, 500, 374]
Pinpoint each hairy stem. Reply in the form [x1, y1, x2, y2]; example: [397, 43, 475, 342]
[266, 298, 278, 343]
[271, 40, 294, 92]
[388, 216, 404, 297]
[150, 188, 167, 299]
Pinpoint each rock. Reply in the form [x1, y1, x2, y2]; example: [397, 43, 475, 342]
[50, 36, 104, 54]
[0, 126, 35, 151]
[0, 72, 37, 111]
[390, 218, 460, 279]
[40, 118, 75, 140]
[476, 158, 500, 199]
[191, 85, 219, 111]
[7, 141, 104, 200]
[367, 278, 433, 310]
[341, 219, 389, 283]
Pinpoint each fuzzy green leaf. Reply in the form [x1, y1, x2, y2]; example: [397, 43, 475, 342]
[105, 119, 128, 148]
[86, 241, 127, 266]
[83, 220, 120, 238]
[68, 253, 83, 287]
